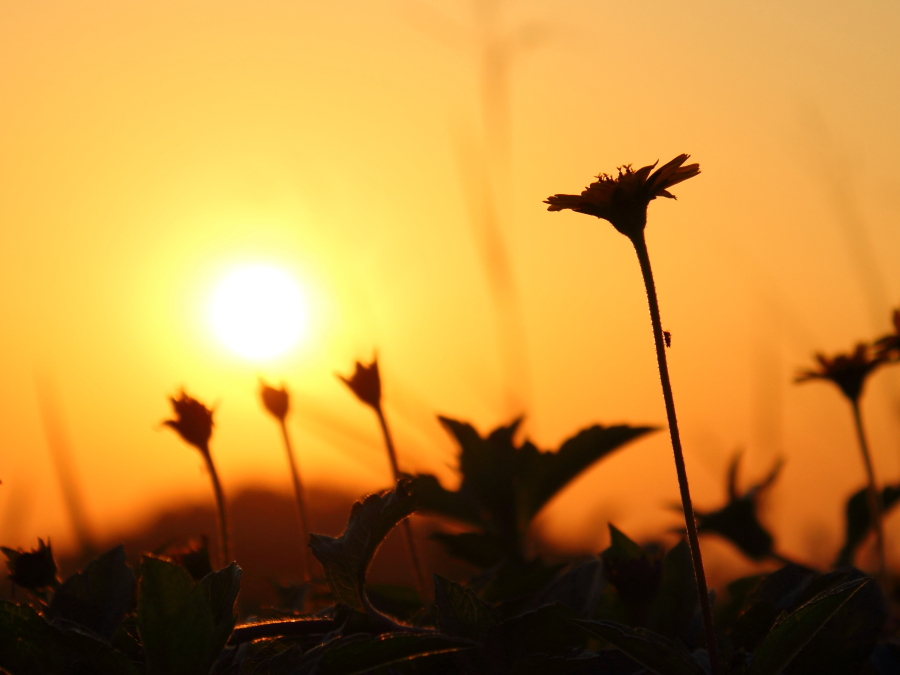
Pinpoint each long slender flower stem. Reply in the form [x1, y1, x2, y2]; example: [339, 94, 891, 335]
[279, 418, 315, 582]
[631, 231, 720, 675]
[374, 406, 428, 599]
[200, 447, 231, 569]
[850, 399, 886, 583]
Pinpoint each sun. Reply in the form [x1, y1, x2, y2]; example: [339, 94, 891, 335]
[209, 264, 308, 360]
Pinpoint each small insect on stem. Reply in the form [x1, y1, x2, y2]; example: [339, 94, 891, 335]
[663, 331, 672, 348]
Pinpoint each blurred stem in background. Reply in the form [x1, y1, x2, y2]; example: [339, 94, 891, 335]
[34, 374, 96, 561]
[796, 344, 888, 586]
[260, 381, 315, 583]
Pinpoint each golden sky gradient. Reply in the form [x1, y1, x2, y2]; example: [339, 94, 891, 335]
[2, 0, 900, 575]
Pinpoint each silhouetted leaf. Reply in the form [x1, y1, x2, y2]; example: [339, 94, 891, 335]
[695, 454, 781, 561]
[309, 479, 420, 612]
[574, 620, 705, 675]
[415, 473, 483, 527]
[434, 574, 499, 642]
[531, 558, 606, 617]
[517, 424, 655, 524]
[430, 531, 506, 568]
[421, 418, 652, 563]
[479, 559, 566, 606]
[46, 545, 135, 639]
[0, 600, 140, 675]
[746, 577, 867, 675]
[137, 555, 241, 675]
[601, 525, 662, 620]
[0, 600, 63, 674]
[784, 569, 885, 675]
[836, 483, 900, 567]
[302, 632, 475, 675]
[729, 564, 817, 653]
[647, 540, 697, 640]
[485, 604, 588, 667]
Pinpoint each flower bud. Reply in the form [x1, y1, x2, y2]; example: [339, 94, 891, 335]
[164, 390, 214, 453]
[260, 380, 290, 421]
[1, 538, 58, 592]
[339, 358, 381, 410]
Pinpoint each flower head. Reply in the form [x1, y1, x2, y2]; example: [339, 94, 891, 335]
[1, 538, 58, 592]
[164, 390, 214, 453]
[796, 343, 884, 403]
[339, 358, 381, 410]
[545, 154, 700, 239]
[875, 308, 900, 361]
[260, 380, 290, 422]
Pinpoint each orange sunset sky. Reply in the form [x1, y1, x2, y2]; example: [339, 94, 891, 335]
[2, 1, 900, 577]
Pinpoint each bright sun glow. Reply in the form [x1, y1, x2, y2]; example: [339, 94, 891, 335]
[209, 264, 308, 360]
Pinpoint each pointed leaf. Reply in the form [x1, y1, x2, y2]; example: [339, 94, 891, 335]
[575, 620, 705, 675]
[518, 424, 655, 523]
[782, 569, 886, 675]
[137, 555, 239, 675]
[200, 562, 242, 653]
[430, 531, 506, 568]
[486, 604, 588, 664]
[434, 574, 499, 642]
[836, 483, 900, 566]
[0, 601, 139, 675]
[746, 577, 867, 675]
[46, 545, 135, 639]
[306, 632, 474, 675]
[647, 540, 697, 639]
[531, 558, 606, 617]
[415, 473, 484, 526]
[601, 525, 662, 611]
[309, 479, 420, 612]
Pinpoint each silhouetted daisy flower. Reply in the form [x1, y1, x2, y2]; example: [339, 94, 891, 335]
[260, 380, 290, 422]
[545, 154, 700, 239]
[796, 344, 884, 403]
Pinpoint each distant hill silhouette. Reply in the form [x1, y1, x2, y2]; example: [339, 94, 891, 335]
[44, 484, 489, 613]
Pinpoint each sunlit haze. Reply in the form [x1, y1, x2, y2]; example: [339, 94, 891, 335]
[209, 264, 308, 360]
[1, 1, 900, 579]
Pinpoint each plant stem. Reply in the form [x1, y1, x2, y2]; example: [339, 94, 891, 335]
[850, 398, 886, 582]
[279, 418, 316, 582]
[375, 405, 428, 599]
[631, 231, 720, 675]
[201, 447, 231, 569]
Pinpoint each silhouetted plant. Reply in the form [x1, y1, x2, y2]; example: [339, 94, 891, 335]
[797, 343, 888, 580]
[163, 390, 231, 568]
[339, 356, 427, 599]
[545, 154, 721, 674]
[1, 538, 58, 599]
[692, 453, 785, 563]
[416, 417, 652, 575]
[260, 379, 315, 583]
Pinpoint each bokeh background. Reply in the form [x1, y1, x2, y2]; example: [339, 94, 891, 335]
[2, 0, 900, 583]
